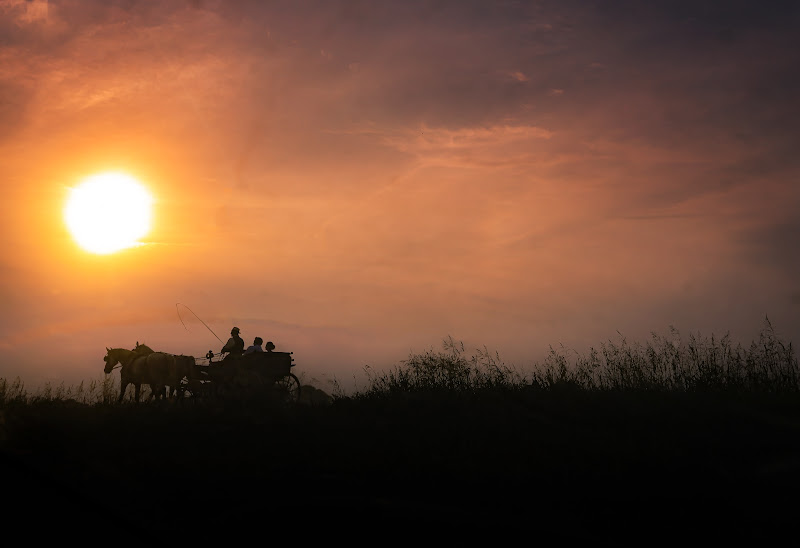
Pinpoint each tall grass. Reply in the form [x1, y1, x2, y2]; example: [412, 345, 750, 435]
[358, 335, 528, 400]
[531, 317, 798, 394]
[0, 375, 136, 406]
[357, 317, 799, 399]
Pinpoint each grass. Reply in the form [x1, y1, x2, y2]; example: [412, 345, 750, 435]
[354, 316, 799, 399]
[1, 317, 799, 541]
[2, 317, 796, 405]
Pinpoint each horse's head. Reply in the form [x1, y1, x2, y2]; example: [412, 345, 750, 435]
[104, 347, 133, 374]
[133, 341, 154, 355]
[103, 347, 117, 374]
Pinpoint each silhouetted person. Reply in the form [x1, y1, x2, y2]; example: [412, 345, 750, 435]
[265, 341, 276, 352]
[244, 336, 264, 355]
[221, 326, 244, 358]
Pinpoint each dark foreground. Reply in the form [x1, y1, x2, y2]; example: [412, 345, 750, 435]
[3, 388, 799, 544]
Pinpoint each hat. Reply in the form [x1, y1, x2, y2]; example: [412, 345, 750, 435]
[231, 326, 240, 334]
[265, 341, 276, 351]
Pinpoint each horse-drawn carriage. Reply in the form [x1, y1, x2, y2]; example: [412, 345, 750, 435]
[103, 344, 302, 404]
[180, 349, 301, 403]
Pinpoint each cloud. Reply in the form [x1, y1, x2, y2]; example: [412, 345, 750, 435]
[335, 123, 553, 170]
[738, 202, 800, 283]
[2, 0, 800, 390]
[0, 0, 48, 25]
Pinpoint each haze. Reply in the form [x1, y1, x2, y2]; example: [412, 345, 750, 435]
[1, 0, 798, 393]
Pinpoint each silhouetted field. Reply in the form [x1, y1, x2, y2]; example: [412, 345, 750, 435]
[2, 320, 799, 543]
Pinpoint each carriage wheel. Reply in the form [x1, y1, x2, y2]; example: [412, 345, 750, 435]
[273, 373, 301, 403]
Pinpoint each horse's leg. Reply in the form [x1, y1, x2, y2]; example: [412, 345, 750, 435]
[135, 383, 141, 402]
[148, 384, 163, 401]
[118, 380, 128, 403]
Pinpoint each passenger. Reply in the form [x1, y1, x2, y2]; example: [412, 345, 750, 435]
[265, 341, 276, 352]
[244, 336, 264, 355]
[221, 326, 245, 357]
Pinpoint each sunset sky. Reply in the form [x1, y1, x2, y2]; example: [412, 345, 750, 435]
[1, 0, 798, 393]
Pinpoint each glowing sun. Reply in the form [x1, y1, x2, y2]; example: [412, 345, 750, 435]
[64, 173, 153, 254]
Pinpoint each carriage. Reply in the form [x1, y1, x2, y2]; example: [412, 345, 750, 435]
[103, 344, 302, 404]
[180, 349, 302, 403]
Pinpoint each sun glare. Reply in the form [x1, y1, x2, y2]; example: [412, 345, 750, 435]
[64, 172, 153, 254]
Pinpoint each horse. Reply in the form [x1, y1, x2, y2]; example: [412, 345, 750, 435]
[133, 341, 202, 398]
[132, 342, 197, 399]
[133, 341, 155, 355]
[104, 347, 195, 403]
[104, 347, 152, 402]
[171, 354, 198, 398]
[129, 342, 170, 398]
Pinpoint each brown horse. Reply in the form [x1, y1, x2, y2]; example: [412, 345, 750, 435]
[132, 342, 201, 399]
[133, 341, 155, 355]
[133, 342, 197, 399]
[104, 347, 150, 402]
[130, 342, 167, 398]
[104, 347, 195, 402]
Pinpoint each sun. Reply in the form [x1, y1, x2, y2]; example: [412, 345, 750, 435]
[64, 172, 153, 254]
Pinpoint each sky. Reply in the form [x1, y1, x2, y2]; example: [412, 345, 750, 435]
[1, 0, 798, 394]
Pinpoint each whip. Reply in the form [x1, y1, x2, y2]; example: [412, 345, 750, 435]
[176, 303, 224, 344]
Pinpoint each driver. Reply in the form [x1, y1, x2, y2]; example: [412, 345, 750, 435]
[221, 326, 245, 357]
